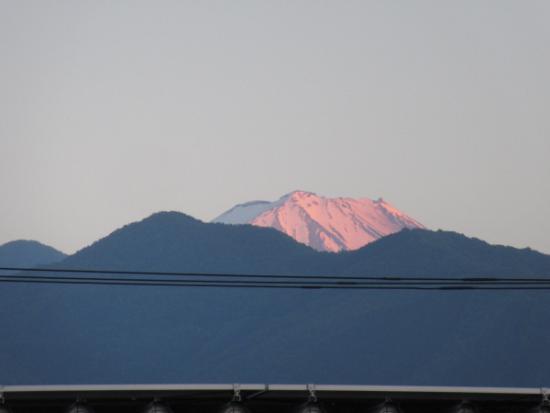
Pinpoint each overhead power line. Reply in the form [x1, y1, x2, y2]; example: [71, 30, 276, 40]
[0, 267, 550, 291]
[1, 266, 550, 282]
[2, 275, 550, 290]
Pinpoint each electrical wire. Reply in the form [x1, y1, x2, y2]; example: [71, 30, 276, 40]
[0, 267, 550, 290]
[1, 266, 550, 282]
[2, 276, 550, 290]
[3, 273, 550, 286]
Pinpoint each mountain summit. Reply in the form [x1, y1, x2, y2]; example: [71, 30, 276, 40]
[213, 190, 424, 252]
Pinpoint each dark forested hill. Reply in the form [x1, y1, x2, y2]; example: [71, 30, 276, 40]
[0, 240, 66, 271]
[59, 211, 550, 276]
[333, 228, 550, 276]
[59, 211, 323, 274]
[1, 212, 549, 387]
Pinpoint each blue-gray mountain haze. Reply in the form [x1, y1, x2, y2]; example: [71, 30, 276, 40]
[1, 212, 549, 386]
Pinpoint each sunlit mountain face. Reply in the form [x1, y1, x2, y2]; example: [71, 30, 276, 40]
[213, 190, 424, 252]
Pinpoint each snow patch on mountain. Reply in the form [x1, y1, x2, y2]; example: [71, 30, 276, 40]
[212, 200, 273, 225]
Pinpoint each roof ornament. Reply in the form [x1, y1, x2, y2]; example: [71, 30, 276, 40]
[297, 385, 323, 413]
[221, 385, 250, 413]
[307, 384, 317, 403]
[0, 393, 10, 413]
[233, 384, 242, 402]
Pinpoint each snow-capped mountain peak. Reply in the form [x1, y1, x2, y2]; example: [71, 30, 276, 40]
[213, 190, 424, 252]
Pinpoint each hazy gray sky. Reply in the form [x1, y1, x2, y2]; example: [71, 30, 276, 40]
[1, 1, 549, 254]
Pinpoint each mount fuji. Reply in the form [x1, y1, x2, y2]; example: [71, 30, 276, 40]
[213, 190, 424, 252]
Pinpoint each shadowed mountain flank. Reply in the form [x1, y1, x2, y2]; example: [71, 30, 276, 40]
[1, 211, 549, 387]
